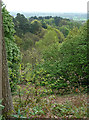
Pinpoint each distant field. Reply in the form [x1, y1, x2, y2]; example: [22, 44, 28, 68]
[10, 12, 87, 21]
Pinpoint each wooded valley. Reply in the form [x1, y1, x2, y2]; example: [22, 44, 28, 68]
[0, 4, 88, 119]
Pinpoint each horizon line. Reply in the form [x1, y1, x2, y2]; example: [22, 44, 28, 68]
[9, 11, 87, 14]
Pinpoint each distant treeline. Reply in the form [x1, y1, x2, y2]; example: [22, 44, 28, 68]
[10, 12, 87, 21]
[13, 13, 82, 38]
[29, 15, 70, 20]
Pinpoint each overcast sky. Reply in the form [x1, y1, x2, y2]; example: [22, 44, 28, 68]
[2, 0, 87, 13]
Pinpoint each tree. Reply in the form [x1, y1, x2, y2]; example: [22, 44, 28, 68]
[54, 16, 62, 26]
[59, 24, 87, 87]
[35, 27, 64, 53]
[33, 27, 66, 91]
[13, 13, 30, 37]
[59, 25, 69, 37]
[0, 2, 14, 117]
[30, 20, 42, 34]
[0, 0, 2, 115]
[2, 23, 14, 117]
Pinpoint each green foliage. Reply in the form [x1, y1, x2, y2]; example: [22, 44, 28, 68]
[14, 14, 82, 40]
[41, 21, 47, 29]
[36, 27, 64, 52]
[59, 24, 87, 88]
[0, 99, 4, 110]
[13, 13, 30, 37]
[29, 22, 87, 93]
[2, 4, 87, 119]
[14, 35, 23, 48]
[0, 99, 4, 120]
[52, 99, 87, 118]
[30, 20, 42, 34]
[59, 25, 69, 37]
[22, 32, 39, 51]
[13, 84, 53, 117]
[54, 16, 63, 26]
[2, 6, 21, 92]
[34, 28, 66, 92]
[2, 7, 15, 41]
[13, 85, 87, 118]
[13, 13, 87, 93]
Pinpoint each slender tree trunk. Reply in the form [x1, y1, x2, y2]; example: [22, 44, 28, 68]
[2, 27, 14, 116]
[0, 0, 2, 115]
[0, 0, 14, 117]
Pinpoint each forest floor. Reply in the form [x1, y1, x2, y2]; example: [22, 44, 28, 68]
[55, 93, 87, 104]
[15, 84, 87, 104]
[13, 85, 87, 118]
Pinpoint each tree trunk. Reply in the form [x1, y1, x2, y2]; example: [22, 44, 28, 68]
[0, 0, 2, 115]
[0, 0, 14, 117]
[2, 28, 14, 117]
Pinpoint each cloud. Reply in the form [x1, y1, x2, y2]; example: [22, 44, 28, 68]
[2, 0, 87, 13]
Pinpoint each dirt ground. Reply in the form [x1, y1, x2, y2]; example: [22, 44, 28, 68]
[55, 93, 87, 104]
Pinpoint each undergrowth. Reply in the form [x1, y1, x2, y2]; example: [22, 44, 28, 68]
[12, 84, 87, 118]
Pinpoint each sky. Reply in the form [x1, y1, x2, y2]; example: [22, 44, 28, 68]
[2, 0, 88, 13]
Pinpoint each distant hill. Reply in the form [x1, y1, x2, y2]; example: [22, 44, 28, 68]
[10, 12, 87, 21]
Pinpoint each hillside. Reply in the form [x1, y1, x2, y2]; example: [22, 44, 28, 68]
[2, 9, 88, 118]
